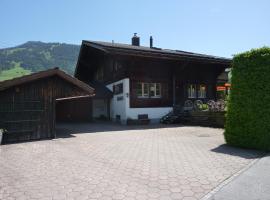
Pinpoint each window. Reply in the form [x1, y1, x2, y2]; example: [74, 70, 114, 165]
[113, 61, 123, 72]
[113, 83, 123, 95]
[150, 83, 161, 98]
[187, 84, 207, 98]
[136, 83, 142, 97]
[143, 83, 149, 97]
[137, 83, 149, 98]
[95, 67, 103, 81]
[136, 82, 161, 98]
[198, 84, 206, 98]
[188, 84, 196, 98]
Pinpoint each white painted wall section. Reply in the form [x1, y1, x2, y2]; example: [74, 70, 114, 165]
[107, 78, 172, 124]
[126, 107, 172, 122]
[106, 78, 129, 123]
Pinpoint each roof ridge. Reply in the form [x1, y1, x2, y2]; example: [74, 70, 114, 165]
[83, 40, 231, 62]
[0, 68, 94, 94]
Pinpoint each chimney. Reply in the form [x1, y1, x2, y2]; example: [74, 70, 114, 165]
[131, 33, 140, 46]
[150, 36, 153, 48]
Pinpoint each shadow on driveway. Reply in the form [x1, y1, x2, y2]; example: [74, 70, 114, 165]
[211, 144, 265, 159]
[55, 121, 183, 138]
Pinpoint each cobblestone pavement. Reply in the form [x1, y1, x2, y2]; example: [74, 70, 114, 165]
[0, 123, 262, 200]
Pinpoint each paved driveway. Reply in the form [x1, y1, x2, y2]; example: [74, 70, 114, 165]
[0, 123, 262, 200]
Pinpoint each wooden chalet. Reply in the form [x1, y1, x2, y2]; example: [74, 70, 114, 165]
[75, 33, 231, 124]
[0, 68, 94, 143]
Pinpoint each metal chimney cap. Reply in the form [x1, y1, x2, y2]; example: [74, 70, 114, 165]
[150, 36, 153, 48]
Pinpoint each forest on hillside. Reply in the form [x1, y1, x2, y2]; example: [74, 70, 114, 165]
[0, 41, 80, 81]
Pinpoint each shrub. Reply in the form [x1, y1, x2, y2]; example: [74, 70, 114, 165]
[224, 47, 270, 151]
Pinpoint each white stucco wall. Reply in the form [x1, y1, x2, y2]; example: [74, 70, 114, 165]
[106, 78, 129, 123]
[126, 107, 172, 123]
[107, 78, 172, 124]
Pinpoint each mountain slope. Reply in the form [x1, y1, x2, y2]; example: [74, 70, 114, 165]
[0, 41, 80, 81]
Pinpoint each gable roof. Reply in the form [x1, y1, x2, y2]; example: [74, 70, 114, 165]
[82, 40, 231, 64]
[0, 68, 94, 94]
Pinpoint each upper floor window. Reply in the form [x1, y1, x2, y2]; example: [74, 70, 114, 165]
[116, 63, 122, 71]
[113, 61, 123, 72]
[137, 82, 161, 98]
[188, 84, 196, 98]
[95, 67, 103, 81]
[198, 84, 206, 98]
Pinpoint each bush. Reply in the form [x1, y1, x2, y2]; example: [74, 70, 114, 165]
[224, 47, 270, 151]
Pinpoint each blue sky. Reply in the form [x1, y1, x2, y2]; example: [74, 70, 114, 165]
[0, 0, 269, 57]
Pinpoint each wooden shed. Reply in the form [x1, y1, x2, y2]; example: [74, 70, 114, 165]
[0, 68, 94, 143]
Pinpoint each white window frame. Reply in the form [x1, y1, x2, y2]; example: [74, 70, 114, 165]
[150, 83, 161, 98]
[198, 84, 206, 98]
[137, 82, 149, 98]
[188, 84, 196, 98]
[137, 82, 161, 98]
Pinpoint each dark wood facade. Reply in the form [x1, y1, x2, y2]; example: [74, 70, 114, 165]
[0, 69, 94, 143]
[75, 41, 230, 109]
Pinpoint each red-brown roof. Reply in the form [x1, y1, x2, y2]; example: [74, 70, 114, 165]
[0, 68, 94, 94]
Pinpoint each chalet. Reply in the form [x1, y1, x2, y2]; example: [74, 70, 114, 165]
[75, 34, 231, 124]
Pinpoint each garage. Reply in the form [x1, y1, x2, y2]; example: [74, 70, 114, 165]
[56, 96, 93, 122]
[0, 68, 94, 143]
[55, 80, 112, 122]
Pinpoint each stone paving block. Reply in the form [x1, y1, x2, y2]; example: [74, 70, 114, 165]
[0, 123, 262, 200]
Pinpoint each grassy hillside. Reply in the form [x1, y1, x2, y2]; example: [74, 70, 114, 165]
[0, 41, 80, 81]
[0, 65, 31, 81]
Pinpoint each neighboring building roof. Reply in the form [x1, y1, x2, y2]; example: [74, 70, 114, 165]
[82, 40, 231, 64]
[0, 68, 94, 94]
[88, 80, 113, 98]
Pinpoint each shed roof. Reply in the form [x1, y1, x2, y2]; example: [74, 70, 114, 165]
[0, 68, 94, 94]
[82, 40, 231, 64]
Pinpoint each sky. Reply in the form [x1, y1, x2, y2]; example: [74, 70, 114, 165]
[0, 0, 269, 57]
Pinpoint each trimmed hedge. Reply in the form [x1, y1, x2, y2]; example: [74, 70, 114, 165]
[225, 47, 270, 151]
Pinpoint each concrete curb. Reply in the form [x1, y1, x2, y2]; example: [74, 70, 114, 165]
[200, 157, 261, 200]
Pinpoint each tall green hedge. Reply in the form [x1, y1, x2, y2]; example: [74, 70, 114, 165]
[225, 47, 270, 151]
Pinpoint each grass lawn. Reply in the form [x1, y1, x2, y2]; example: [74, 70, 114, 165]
[0, 65, 31, 82]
